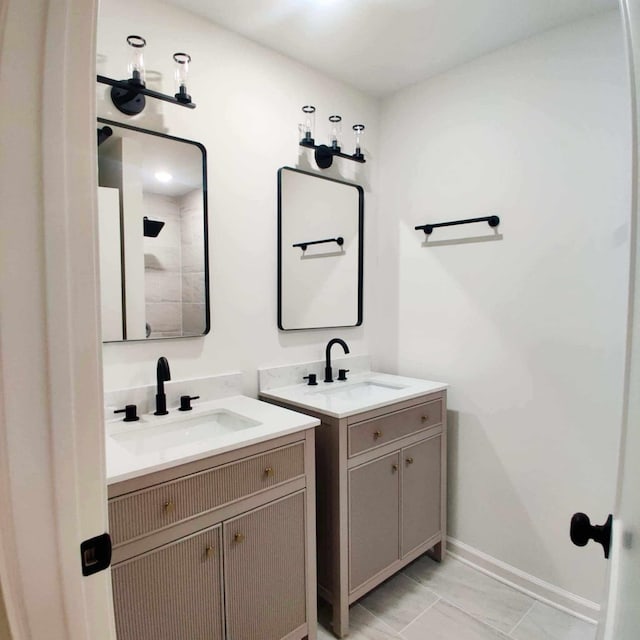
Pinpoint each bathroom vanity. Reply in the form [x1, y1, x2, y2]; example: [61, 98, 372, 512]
[259, 369, 447, 638]
[105, 389, 319, 640]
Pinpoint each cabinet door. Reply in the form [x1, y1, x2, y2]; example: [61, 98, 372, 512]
[223, 491, 307, 640]
[112, 525, 224, 640]
[349, 452, 400, 592]
[401, 435, 441, 557]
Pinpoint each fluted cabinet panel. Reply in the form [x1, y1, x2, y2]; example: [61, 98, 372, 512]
[110, 443, 304, 545]
[224, 492, 307, 640]
[112, 525, 223, 640]
[401, 435, 441, 556]
[349, 452, 401, 592]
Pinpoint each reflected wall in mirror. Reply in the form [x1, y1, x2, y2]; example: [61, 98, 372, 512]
[97, 118, 210, 341]
[278, 167, 363, 330]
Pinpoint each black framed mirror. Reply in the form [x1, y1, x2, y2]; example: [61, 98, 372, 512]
[278, 167, 364, 330]
[97, 118, 210, 341]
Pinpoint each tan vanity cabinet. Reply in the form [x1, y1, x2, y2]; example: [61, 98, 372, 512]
[224, 492, 307, 640]
[108, 429, 317, 640]
[401, 434, 442, 557]
[348, 452, 401, 591]
[111, 525, 224, 640]
[260, 389, 446, 638]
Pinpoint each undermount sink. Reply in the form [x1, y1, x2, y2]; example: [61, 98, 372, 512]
[110, 409, 262, 456]
[316, 380, 407, 400]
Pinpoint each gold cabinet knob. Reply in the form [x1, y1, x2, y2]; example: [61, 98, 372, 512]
[406, 457, 414, 465]
[163, 500, 175, 514]
[264, 466, 274, 477]
[392, 464, 399, 473]
[205, 546, 214, 558]
[421, 415, 429, 423]
[234, 532, 245, 543]
[373, 430, 382, 440]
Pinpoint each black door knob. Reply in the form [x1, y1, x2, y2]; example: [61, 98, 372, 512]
[570, 512, 612, 559]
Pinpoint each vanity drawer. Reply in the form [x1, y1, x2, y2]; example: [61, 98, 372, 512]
[348, 399, 442, 457]
[109, 442, 305, 546]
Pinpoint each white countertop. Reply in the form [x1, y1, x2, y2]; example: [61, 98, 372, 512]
[106, 395, 319, 484]
[259, 371, 448, 419]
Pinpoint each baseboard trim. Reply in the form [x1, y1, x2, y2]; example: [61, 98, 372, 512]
[447, 537, 600, 624]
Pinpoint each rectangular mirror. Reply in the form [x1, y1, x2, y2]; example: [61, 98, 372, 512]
[278, 167, 363, 330]
[97, 118, 210, 341]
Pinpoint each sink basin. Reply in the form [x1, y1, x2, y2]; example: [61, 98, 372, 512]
[110, 409, 262, 456]
[316, 380, 407, 401]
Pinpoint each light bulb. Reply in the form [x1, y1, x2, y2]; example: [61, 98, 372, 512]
[353, 124, 365, 159]
[173, 52, 192, 104]
[329, 115, 342, 151]
[301, 105, 316, 144]
[126, 35, 147, 86]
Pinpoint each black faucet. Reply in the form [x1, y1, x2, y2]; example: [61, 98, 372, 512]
[154, 356, 171, 415]
[324, 338, 350, 383]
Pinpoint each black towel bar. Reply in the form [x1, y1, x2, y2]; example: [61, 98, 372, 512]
[415, 215, 500, 235]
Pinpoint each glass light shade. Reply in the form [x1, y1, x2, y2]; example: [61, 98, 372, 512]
[301, 105, 316, 143]
[126, 35, 147, 86]
[173, 52, 192, 102]
[329, 115, 342, 149]
[353, 124, 365, 158]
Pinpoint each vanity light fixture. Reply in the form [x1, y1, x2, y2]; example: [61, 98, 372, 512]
[97, 36, 196, 115]
[173, 52, 192, 104]
[127, 35, 147, 86]
[299, 106, 366, 169]
[329, 115, 342, 151]
[301, 105, 316, 144]
[352, 124, 365, 161]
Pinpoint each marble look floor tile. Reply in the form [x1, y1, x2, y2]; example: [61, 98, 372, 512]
[359, 572, 439, 631]
[402, 556, 534, 633]
[402, 600, 511, 640]
[511, 602, 597, 640]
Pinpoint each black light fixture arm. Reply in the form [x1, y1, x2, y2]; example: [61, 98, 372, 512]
[415, 215, 500, 235]
[299, 140, 366, 165]
[97, 75, 196, 111]
[293, 236, 344, 251]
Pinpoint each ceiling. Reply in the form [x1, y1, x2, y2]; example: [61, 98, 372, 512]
[164, 0, 618, 96]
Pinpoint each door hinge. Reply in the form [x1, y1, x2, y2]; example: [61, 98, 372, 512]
[80, 533, 112, 576]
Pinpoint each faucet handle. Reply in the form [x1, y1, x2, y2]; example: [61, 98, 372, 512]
[303, 374, 318, 386]
[337, 369, 350, 381]
[179, 395, 200, 412]
[114, 404, 140, 422]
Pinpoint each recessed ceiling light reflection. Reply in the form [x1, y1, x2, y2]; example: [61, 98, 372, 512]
[155, 171, 173, 183]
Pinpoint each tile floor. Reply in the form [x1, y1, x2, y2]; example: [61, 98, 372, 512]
[317, 555, 597, 640]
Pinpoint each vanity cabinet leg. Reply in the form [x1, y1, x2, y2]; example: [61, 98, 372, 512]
[428, 540, 445, 562]
[332, 599, 349, 638]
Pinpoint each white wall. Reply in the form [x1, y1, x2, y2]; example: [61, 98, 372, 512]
[375, 11, 631, 603]
[97, 0, 379, 394]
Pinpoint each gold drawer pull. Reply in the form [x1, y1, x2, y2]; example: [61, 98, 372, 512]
[205, 546, 214, 558]
[264, 466, 274, 477]
[392, 464, 398, 473]
[406, 457, 414, 465]
[421, 415, 429, 423]
[234, 532, 245, 543]
[163, 500, 175, 514]
[373, 430, 382, 440]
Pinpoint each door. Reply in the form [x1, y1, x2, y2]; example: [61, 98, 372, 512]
[223, 492, 307, 640]
[349, 452, 401, 591]
[596, 1, 640, 638]
[111, 526, 224, 640]
[401, 436, 441, 557]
